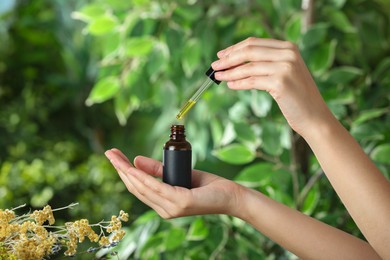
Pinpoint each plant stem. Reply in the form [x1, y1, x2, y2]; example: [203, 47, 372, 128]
[288, 0, 316, 208]
[297, 169, 324, 209]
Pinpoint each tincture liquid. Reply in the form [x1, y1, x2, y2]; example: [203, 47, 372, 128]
[163, 125, 192, 189]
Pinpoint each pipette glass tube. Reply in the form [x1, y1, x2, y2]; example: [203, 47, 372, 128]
[176, 78, 213, 120]
[176, 67, 221, 120]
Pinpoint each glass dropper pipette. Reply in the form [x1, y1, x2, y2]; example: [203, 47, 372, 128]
[176, 67, 221, 120]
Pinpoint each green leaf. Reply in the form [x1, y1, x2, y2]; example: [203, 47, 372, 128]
[174, 5, 203, 22]
[328, 102, 347, 119]
[100, 32, 120, 56]
[187, 218, 209, 241]
[31, 186, 53, 207]
[269, 188, 295, 207]
[133, 214, 161, 258]
[327, 10, 356, 33]
[321, 87, 354, 105]
[284, 14, 302, 43]
[302, 23, 329, 49]
[375, 0, 390, 11]
[250, 90, 272, 118]
[324, 66, 363, 84]
[200, 22, 217, 59]
[104, 0, 132, 10]
[302, 185, 320, 215]
[140, 232, 165, 259]
[261, 122, 283, 156]
[234, 122, 258, 144]
[187, 121, 209, 162]
[372, 57, 390, 81]
[329, 0, 347, 9]
[182, 38, 202, 77]
[235, 17, 266, 38]
[235, 162, 275, 188]
[229, 102, 249, 122]
[350, 123, 385, 143]
[85, 76, 120, 106]
[280, 124, 291, 149]
[134, 210, 159, 225]
[147, 43, 169, 81]
[87, 15, 117, 35]
[164, 227, 186, 250]
[114, 93, 140, 126]
[272, 0, 298, 16]
[307, 39, 337, 74]
[213, 144, 255, 165]
[71, 4, 106, 22]
[210, 120, 223, 147]
[371, 144, 390, 164]
[125, 37, 154, 57]
[353, 108, 388, 125]
[220, 121, 236, 146]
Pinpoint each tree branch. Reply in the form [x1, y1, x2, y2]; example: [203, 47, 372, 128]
[297, 169, 324, 209]
[289, 0, 316, 207]
[301, 0, 315, 33]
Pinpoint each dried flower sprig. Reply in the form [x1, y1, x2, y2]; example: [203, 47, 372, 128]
[0, 203, 129, 259]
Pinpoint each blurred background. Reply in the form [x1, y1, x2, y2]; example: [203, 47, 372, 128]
[0, 0, 389, 259]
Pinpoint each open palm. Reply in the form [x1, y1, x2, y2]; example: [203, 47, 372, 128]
[105, 148, 244, 219]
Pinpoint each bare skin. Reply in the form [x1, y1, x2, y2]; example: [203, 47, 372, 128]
[105, 37, 390, 259]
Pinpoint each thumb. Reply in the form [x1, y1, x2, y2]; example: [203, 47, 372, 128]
[134, 156, 163, 178]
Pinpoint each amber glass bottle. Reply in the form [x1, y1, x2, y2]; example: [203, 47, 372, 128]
[163, 125, 192, 188]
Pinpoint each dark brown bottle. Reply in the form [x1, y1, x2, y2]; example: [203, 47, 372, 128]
[163, 125, 192, 189]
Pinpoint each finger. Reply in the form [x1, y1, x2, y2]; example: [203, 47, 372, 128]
[217, 37, 293, 58]
[105, 150, 153, 203]
[133, 156, 163, 178]
[114, 152, 185, 201]
[105, 150, 139, 195]
[109, 148, 132, 165]
[214, 61, 277, 82]
[116, 168, 171, 217]
[212, 46, 294, 71]
[124, 165, 195, 218]
[226, 75, 275, 92]
[125, 168, 180, 214]
[106, 152, 172, 217]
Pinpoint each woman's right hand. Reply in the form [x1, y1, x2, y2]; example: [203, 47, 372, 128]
[212, 37, 335, 139]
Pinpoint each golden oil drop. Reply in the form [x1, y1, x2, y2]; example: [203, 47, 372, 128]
[176, 100, 196, 120]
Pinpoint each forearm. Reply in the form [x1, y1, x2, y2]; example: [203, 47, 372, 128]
[236, 188, 380, 259]
[302, 115, 390, 258]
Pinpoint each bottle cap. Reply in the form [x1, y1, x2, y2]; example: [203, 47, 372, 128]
[205, 67, 221, 85]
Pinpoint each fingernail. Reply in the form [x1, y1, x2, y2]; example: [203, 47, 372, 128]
[211, 60, 220, 69]
[217, 49, 225, 56]
[227, 81, 235, 88]
[104, 150, 112, 159]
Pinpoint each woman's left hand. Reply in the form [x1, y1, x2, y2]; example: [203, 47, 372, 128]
[105, 148, 246, 219]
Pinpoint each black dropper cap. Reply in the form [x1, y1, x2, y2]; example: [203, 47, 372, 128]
[205, 67, 221, 85]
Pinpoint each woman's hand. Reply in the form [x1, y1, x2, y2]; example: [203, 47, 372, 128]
[104, 148, 246, 219]
[212, 37, 335, 138]
[104, 149, 382, 260]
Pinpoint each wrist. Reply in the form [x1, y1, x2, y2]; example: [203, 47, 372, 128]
[229, 184, 260, 223]
[227, 183, 250, 219]
[300, 110, 341, 143]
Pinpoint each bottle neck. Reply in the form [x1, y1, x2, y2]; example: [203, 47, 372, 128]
[170, 125, 186, 141]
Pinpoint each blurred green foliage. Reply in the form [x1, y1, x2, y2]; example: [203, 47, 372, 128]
[0, 0, 389, 259]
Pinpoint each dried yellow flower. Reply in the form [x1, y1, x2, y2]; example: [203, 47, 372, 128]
[0, 203, 128, 259]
